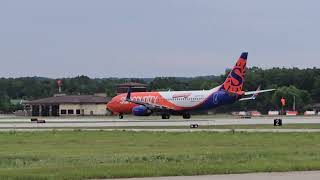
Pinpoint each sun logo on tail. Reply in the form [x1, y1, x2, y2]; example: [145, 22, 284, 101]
[222, 53, 247, 93]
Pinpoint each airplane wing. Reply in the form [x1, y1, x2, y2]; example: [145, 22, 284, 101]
[239, 86, 275, 101]
[126, 98, 172, 110]
[125, 88, 173, 111]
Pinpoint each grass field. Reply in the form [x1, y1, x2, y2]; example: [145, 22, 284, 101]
[1, 131, 320, 180]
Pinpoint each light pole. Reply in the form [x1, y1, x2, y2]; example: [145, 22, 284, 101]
[293, 95, 296, 112]
[281, 97, 286, 115]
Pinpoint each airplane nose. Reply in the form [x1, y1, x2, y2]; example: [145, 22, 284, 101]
[107, 99, 118, 113]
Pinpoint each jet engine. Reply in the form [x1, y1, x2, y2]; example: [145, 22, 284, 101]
[132, 105, 152, 116]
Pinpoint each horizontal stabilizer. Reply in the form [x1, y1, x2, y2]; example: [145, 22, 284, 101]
[239, 96, 256, 101]
[244, 89, 275, 96]
[239, 87, 275, 101]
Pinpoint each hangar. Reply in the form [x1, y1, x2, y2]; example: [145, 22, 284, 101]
[25, 94, 111, 116]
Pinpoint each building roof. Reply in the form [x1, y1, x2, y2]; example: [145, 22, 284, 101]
[312, 103, 320, 108]
[26, 95, 111, 105]
[10, 99, 29, 105]
[117, 82, 147, 87]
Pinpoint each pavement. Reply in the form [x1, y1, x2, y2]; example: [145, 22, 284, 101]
[110, 171, 320, 180]
[0, 116, 320, 132]
[2, 128, 320, 132]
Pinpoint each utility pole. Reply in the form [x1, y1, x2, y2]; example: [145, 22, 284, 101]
[57, 80, 62, 93]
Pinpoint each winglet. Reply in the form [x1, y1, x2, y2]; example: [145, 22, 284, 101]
[126, 87, 132, 100]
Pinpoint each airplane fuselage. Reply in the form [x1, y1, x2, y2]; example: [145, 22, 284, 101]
[107, 85, 240, 115]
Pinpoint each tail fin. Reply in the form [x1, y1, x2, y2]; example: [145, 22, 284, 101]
[221, 52, 248, 93]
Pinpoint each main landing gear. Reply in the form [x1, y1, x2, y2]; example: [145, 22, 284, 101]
[161, 113, 191, 119]
[161, 113, 170, 119]
[182, 113, 191, 119]
[119, 113, 124, 119]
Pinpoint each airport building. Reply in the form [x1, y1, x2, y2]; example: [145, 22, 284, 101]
[22, 82, 147, 116]
[25, 94, 111, 116]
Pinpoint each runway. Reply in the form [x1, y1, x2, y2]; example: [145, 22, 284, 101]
[110, 171, 320, 180]
[0, 116, 320, 132]
[1, 128, 320, 132]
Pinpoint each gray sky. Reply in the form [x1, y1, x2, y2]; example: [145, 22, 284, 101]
[0, 0, 319, 78]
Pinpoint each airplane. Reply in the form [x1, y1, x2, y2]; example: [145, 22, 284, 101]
[107, 52, 275, 119]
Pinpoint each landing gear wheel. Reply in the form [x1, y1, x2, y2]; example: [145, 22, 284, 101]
[183, 113, 191, 119]
[119, 114, 124, 119]
[162, 114, 170, 119]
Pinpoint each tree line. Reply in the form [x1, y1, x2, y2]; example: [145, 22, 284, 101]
[1, 67, 320, 113]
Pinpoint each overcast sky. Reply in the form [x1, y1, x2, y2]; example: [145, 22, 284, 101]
[0, 0, 319, 78]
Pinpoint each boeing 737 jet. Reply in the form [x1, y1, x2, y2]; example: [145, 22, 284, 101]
[107, 52, 275, 119]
